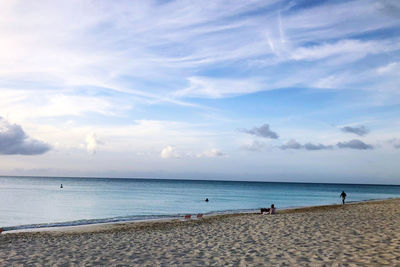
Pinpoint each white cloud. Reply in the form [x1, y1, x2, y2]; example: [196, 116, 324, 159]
[197, 148, 226, 158]
[160, 145, 181, 159]
[241, 140, 265, 152]
[160, 145, 226, 159]
[85, 132, 103, 154]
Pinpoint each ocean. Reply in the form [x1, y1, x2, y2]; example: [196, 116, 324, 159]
[1, 176, 400, 231]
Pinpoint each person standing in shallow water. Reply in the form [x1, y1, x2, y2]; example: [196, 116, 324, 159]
[340, 191, 347, 205]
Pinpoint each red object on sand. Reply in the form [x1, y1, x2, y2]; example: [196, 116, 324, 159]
[197, 213, 203, 219]
[184, 214, 191, 219]
[0, 228, 3, 234]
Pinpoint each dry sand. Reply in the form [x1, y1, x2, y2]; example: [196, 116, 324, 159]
[1, 199, 400, 266]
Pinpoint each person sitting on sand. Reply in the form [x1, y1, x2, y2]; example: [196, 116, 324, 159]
[340, 191, 347, 205]
[268, 204, 276, 215]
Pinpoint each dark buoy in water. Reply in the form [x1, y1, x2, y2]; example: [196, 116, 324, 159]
[60, 184, 63, 188]
[205, 198, 209, 202]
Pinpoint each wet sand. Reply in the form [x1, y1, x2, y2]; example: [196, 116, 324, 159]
[1, 198, 400, 266]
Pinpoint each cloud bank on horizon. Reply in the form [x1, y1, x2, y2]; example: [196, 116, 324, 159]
[0, 0, 400, 183]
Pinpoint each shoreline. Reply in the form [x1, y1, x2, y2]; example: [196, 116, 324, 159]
[2, 197, 396, 235]
[2, 198, 400, 265]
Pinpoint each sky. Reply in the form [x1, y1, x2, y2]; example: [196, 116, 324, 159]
[0, 0, 400, 184]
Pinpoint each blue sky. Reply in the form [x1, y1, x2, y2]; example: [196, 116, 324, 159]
[0, 0, 400, 184]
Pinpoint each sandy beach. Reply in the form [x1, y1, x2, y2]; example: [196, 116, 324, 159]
[1, 199, 400, 266]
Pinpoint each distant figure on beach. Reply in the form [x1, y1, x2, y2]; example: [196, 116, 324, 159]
[205, 198, 209, 202]
[269, 204, 276, 214]
[340, 191, 347, 205]
[260, 207, 270, 214]
[261, 204, 276, 215]
[60, 184, 63, 189]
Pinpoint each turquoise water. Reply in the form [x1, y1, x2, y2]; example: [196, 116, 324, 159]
[1, 176, 400, 231]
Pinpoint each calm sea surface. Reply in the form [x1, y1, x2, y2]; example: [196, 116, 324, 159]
[1, 176, 400, 231]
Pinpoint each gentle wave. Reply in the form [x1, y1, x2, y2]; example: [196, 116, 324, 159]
[2, 208, 258, 232]
[2, 176, 400, 231]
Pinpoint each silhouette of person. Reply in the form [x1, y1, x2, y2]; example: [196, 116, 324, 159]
[340, 191, 347, 205]
[205, 198, 209, 202]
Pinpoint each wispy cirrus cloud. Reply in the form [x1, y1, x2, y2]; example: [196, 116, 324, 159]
[290, 39, 393, 61]
[376, 62, 400, 75]
[283, 0, 399, 42]
[174, 77, 265, 99]
[1, 0, 399, 105]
